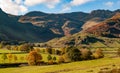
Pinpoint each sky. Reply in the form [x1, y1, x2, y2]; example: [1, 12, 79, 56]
[0, 0, 120, 15]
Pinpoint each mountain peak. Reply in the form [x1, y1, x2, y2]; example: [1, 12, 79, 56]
[0, 8, 8, 16]
[24, 11, 48, 17]
[114, 9, 120, 13]
[90, 9, 112, 14]
[0, 8, 2, 11]
[0, 8, 4, 13]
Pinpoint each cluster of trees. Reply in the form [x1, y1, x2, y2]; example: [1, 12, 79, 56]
[26, 50, 57, 65]
[26, 46, 104, 66]
[47, 55, 57, 65]
[26, 51, 42, 65]
[0, 42, 34, 52]
[59, 46, 104, 62]
[18, 43, 34, 52]
[1, 53, 24, 63]
[34, 47, 61, 55]
[2, 41, 120, 66]
[117, 48, 120, 57]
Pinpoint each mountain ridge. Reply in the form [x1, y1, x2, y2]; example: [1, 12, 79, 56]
[0, 8, 120, 43]
[0, 9, 61, 42]
[46, 13, 120, 48]
[19, 9, 120, 36]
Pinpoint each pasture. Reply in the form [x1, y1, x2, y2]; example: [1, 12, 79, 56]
[0, 48, 120, 73]
[0, 49, 59, 64]
[0, 58, 120, 73]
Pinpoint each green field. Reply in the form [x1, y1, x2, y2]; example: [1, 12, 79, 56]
[0, 49, 22, 53]
[0, 58, 120, 73]
[0, 49, 120, 73]
[0, 49, 59, 63]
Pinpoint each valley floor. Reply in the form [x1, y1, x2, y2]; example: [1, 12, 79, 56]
[0, 57, 120, 73]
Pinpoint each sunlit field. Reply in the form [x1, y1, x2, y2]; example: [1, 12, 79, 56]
[0, 57, 120, 73]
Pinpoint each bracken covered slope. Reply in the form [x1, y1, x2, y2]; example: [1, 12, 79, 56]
[46, 13, 120, 48]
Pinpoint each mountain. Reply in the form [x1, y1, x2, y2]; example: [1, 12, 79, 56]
[0, 9, 60, 42]
[19, 12, 85, 36]
[81, 9, 120, 30]
[19, 9, 120, 36]
[46, 13, 120, 48]
[85, 13, 120, 38]
[0, 8, 120, 42]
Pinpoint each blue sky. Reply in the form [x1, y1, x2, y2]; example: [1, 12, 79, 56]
[0, 0, 120, 15]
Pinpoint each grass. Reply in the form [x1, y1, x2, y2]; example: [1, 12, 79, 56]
[0, 53, 59, 63]
[0, 58, 120, 73]
[0, 49, 59, 64]
[0, 49, 22, 53]
[0, 53, 27, 63]
[0, 49, 120, 73]
[90, 41, 107, 48]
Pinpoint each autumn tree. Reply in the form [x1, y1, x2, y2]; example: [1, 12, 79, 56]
[46, 47, 52, 54]
[52, 49, 56, 55]
[27, 51, 42, 65]
[5, 45, 11, 50]
[13, 55, 18, 62]
[92, 48, 104, 59]
[34, 48, 41, 53]
[81, 49, 92, 60]
[65, 46, 81, 61]
[7, 53, 13, 62]
[0, 41, 6, 49]
[55, 50, 61, 55]
[12, 46, 18, 51]
[117, 48, 120, 57]
[61, 48, 65, 55]
[19, 43, 33, 52]
[58, 56, 65, 63]
[1, 53, 7, 63]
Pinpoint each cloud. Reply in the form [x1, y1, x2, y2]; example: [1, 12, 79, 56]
[70, 0, 93, 6]
[105, 1, 114, 7]
[61, 6, 71, 12]
[24, 0, 60, 9]
[14, 0, 22, 4]
[0, 0, 28, 15]
[61, 0, 94, 12]
[0, 0, 60, 15]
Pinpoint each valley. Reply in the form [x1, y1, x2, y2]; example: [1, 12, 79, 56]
[0, 5, 120, 73]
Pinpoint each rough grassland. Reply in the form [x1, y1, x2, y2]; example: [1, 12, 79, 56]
[0, 58, 120, 73]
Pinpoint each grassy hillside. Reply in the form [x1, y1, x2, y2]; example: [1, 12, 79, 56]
[46, 32, 120, 48]
[46, 13, 120, 48]
[0, 49, 59, 63]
